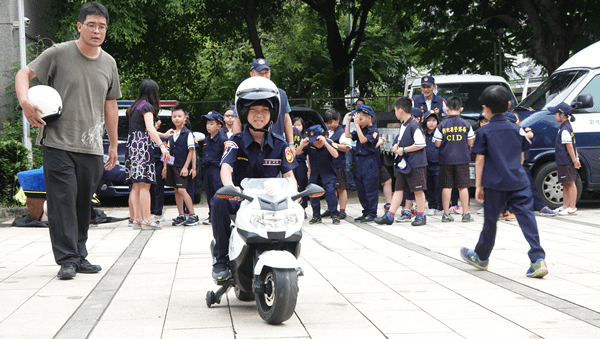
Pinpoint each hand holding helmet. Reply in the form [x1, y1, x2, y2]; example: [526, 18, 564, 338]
[19, 85, 63, 127]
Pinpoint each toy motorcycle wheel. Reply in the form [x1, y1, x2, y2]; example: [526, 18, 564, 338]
[256, 268, 298, 324]
[206, 290, 216, 307]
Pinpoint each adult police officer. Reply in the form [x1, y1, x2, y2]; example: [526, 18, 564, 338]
[210, 77, 297, 281]
[413, 76, 447, 119]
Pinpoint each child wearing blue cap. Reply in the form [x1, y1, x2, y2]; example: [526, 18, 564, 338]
[345, 104, 380, 222]
[201, 111, 227, 225]
[296, 124, 341, 224]
[433, 96, 475, 222]
[461, 85, 547, 278]
[551, 102, 581, 215]
[375, 97, 428, 226]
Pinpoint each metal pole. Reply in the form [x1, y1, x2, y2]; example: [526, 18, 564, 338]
[349, 5, 354, 99]
[18, 0, 32, 165]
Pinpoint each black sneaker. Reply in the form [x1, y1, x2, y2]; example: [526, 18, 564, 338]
[332, 215, 340, 225]
[375, 215, 394, 225]
[411, 214, 427, 226]
[361, 215, 375, 223]
[321, 210, 331, 217]
[339, 211, 347, 219]
[309, 216, 322, 224]
[184, 214, 200, 226]
[212, 260, 231, 281]
[57, 263, 77, 279]
[354, 215, 366, 222]
[172, 215, 187, 226]
[77, 259, 102, 273]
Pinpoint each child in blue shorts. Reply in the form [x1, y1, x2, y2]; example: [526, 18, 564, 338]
[461, 85, 547, 278]
[297, 124, 340, 224]
[344, 104, 380, 222]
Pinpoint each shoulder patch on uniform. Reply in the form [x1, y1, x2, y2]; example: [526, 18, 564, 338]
[285, 146, 294, 163]
[372, 132, 378, 139]
[222, 140, 239, 158]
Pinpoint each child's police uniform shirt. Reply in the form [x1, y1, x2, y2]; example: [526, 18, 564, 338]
[471, 114, 530, 191]
[203, 130, 228, 168]
[424, 130, 439, 164]
[351, 124, 379, 156]
[302, 140, 337, 182]
[293, 127, 306, 162]
[269, 88, 292, 139]
[555, 121, 576, 165]
[221, 127, 297, 187]
[393, 117, 428, 168]
[433, 115, 475, 165]
[167, 127, 195, 168]
[328, 126, 349, 169]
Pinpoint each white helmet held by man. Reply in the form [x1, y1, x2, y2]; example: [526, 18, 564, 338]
[27, 85, 62, 122]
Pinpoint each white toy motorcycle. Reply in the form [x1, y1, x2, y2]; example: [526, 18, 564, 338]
[206, 178, 324, 324]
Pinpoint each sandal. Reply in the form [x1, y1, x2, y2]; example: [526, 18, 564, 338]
[130, 219, 141, 230]
[140, 219, 162, 230]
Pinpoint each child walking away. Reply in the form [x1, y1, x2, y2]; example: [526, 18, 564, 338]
[297, 124, 340, 224]
[423, 111, 442, 215]
[551, 102, 581, 215]
[166, 106, 200, 226]
[433, 96, 475, 222]
[125, 79, 170, 230]
[201, 111, 227, 225]
[324, 109, 352, 219]
[375, 97, 428, 226]
[461, 85, 547, 278]
[345, 104, 380, 222]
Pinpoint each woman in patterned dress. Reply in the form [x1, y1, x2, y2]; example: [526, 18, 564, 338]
[125, 79, 170, 229]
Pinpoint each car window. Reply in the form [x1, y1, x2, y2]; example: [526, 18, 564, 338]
[413, 82, 516, 114]
[520, 70, 588, 111]
[574, 74, 600, 113]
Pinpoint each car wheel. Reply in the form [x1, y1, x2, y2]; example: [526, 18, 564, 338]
[534, 162, 582, 209]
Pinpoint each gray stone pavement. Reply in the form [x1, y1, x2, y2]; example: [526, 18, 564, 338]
[1, 199, 600, 339]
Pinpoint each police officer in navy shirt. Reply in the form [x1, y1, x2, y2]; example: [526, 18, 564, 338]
[461, 85, 547, 279]
[210, 77, 297, 281]
[413, 75, 447, 119]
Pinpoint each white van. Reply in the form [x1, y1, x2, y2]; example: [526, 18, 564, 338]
[518, 41, 600, 208]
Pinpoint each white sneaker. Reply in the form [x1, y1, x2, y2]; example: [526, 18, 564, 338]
[476, 208, 484, 215]
[554, 206, 566, 214]
[427, 209, 436, 216]
[559, 207, 577, 215]
[202, 218, 211, 225]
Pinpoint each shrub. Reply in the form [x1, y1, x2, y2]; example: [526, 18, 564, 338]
[0, 140, 31, 205]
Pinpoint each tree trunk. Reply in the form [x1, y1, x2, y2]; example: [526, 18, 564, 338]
[242, 0, 264, 59]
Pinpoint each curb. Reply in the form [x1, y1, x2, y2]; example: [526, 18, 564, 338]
[0, 207, 28, 219]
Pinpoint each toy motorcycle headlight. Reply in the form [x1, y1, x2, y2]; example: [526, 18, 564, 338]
[249, 211, 298, 231]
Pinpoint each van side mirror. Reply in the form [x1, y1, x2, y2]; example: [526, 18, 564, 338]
[572, 94, 593, 110]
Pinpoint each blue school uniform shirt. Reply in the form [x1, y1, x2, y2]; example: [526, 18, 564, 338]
[554, 121, 577, 166]
[471, 114, 530, 191]
[351, 124, 379, 156]
[270, 88, 292, 139]
[302, 141, 337, 182]
[393, 117, 428, 168]
[433, 115, 475, 165]
[221, 127, 297, 187]
[328, 126, 347, 169]
[203, 130, 228, 168]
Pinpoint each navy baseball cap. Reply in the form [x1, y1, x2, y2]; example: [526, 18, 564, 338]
[424, 110, 439, 122]
[411, 107, 423, 118]
[548, 102, 572, 116]
[306, 124, 325, 143]
[243, 98, 274, 108]
[355, 104, 375, 117]
[202, 110, 224, 125]
[396, 154, 412, 174]
[251, 58, 271, 72]
[504, 112, 517, 123]
[421, 76, 435, 86]
[478, 112, 488, 121]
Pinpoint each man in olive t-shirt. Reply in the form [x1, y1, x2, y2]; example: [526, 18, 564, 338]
[15, 2, 121, 279]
